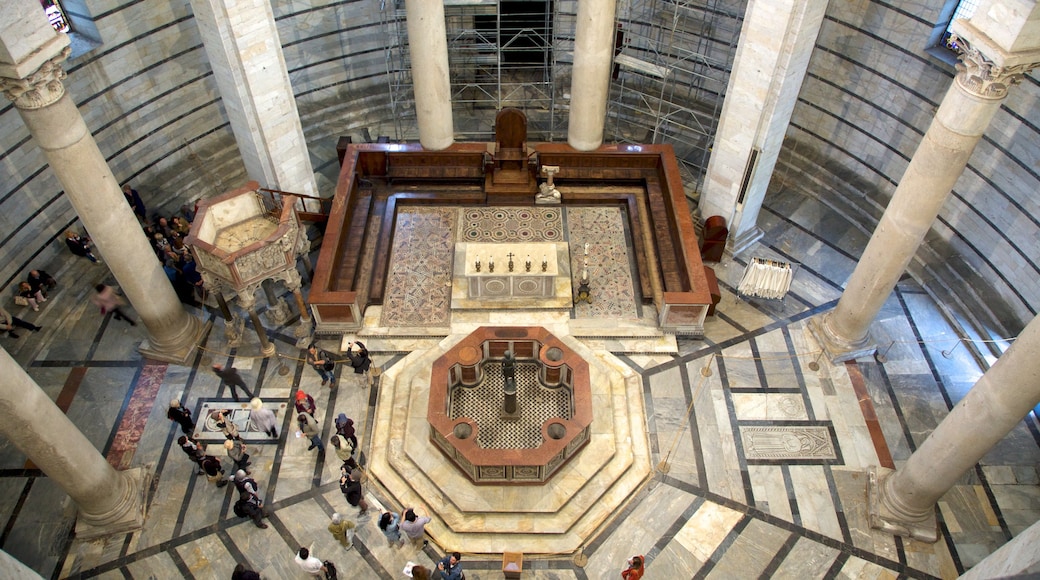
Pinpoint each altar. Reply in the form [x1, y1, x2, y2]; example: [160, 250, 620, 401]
[451, 242, 574, 309]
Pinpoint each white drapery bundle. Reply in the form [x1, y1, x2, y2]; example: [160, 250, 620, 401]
[737, 258, 793, 300]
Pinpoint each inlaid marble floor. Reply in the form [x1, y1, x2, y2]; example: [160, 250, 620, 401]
[0, 186, 1038, 579]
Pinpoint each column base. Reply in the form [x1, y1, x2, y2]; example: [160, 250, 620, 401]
[264, 298, 294, 326]
[726, 225, 765, 258]
[260, 341, 277, 357]
[867, 466, 939, 543]
[139, 319, 212, 365]
[75, 466, 151, 540]
[807, 314, 877, 363]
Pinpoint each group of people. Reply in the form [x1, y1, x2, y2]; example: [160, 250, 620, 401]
[4, 270, 53, 339]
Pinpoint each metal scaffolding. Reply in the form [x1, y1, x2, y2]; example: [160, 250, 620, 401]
[380, 0, 746, 179]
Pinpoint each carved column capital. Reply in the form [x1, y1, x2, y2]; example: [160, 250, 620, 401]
[0, 47, 70, 110]
[951, 34, 1040, 99]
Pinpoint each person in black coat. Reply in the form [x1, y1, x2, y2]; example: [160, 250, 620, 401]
[167, 399, 195, 435]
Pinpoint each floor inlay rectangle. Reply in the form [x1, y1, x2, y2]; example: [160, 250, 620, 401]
[739, 425, 838, 463]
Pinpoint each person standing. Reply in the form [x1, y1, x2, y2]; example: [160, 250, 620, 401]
[231, 563, 261, 580]
[330, 435, 358, 473]
[224, 439, 251, 474]
[621, 555, 645, 580]
[91, 284, 135, 325]
[378, 510, 405, 547]
[232, 470, 268, 529]
[294, 547, 326, 576]
[432, 552, 463, 580]
[167, 399, 195, 435]
[0, 306, 41, 339]
[248, 398, 279, 438]
[294, 390, 317, 417]
[122, 184, 147, 220]
[177, 435, 205, 474]
[340, 467, 369, 515]
[215, 410, 242, 441]
[200, 454, 228, 488]
[345, 340, 371, 374]
[327, 512, 356, 549]
[400, 507, 432, 548]
[298, 413, 324, 452]
[211, 364, 254, 402]
[409, 565, 431, 580]
[334, 414, 358, 449]
[306, 343, 336, 388]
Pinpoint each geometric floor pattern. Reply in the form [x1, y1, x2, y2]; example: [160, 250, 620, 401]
[0, 185, 1037, 578]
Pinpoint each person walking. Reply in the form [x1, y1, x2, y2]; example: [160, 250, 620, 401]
[330, 435, 358, 473]
[91, 284, 135, 325]
[248, 397, 279, 438]
[294, 547, 326, 576]
[212, 364, 254, 402]
[400, 507, 432, 548]
[327, 512, 356, 549]
[298, 412, 324, 452]
[432, 552, 463, 580]
[224, 439, 251, 474]
[340, 466, 369, 515]
[621, 555, 645, 580]
[306, 343, 336, 388]
[167, 399, 195, 435]
[0, 306, 41, 339]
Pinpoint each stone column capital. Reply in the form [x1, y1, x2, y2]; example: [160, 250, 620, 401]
[952, 34, 1040, 99]
[0, 46, 70, 110]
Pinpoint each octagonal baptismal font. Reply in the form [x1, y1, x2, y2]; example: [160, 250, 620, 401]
[428, 327, 592, 484]
[368, 326, 653, 555]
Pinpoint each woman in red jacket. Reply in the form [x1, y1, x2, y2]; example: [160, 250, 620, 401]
[621, 555, 645, 579]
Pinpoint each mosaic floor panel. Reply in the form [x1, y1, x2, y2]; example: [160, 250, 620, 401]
[380, 208, 457, 327]
[449, 362, 571, 449]
[458, 207, 563, 243]
[565, 206, 639, 320]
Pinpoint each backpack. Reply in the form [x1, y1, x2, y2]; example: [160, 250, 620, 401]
[233, 498, 248, 518]
[323, 560, 338, 580]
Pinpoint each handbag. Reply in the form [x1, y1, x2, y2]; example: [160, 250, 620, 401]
[14, 296, 29, 306]
[324, 361, 335, 371]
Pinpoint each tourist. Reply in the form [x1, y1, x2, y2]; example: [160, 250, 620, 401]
[621, 555, 645, 579]
[26, 269, 57, 297]
[334, 413, 358, 449]
[214, 409, 241, 441]
[330, 435, 358, 473]
[17, 282, 44, 312]
[432, 551, 463, 580]
[211, 363, 254, 402]
[224, 439, 251, 474]
[340, 466, 368, 515]
[379, 510, 404, 547]
[122, 184, 147, 220]
[1, 306, 41, 339]
[294, 547, 326, 576]
[232, 470, 267, 529]
[177, 435, 205, 474]
[231, 563, 260, 580]
[64, 230, 100, 263]
[167, 399, 195, 435]
[306, 343, 336, 388]
[248, 397, 278, 438]
[345, 340, 371, 374]
[298, 412, 323, 452]
[294, 389, 317, 417]
[91, 284, 135, 325]
[400, 507, 431, 548]
[200, 454, 227, 488]
[327, 512, 356, 549]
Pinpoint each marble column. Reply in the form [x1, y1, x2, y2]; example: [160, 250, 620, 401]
[238, 291, 276, 357]
[868, 313, 1040, 542]
[0, 2, 205, 364]
[567, 0, 617, 151]
[0, 348, 147, 537]
[699, 0, 826, 254]
[406, 0, 454, 150]
[810, 7, 1040, 362]
[189, 0, 319, 199]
